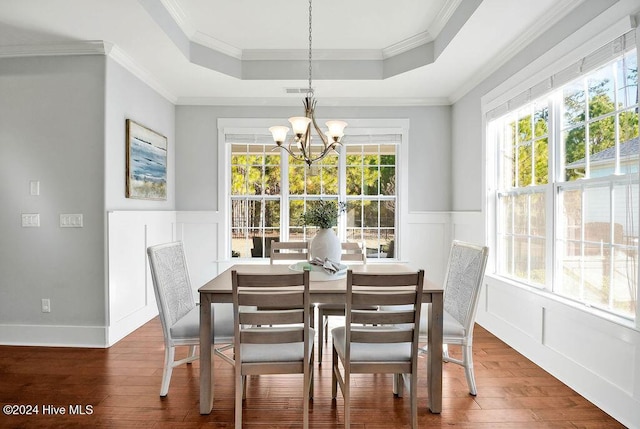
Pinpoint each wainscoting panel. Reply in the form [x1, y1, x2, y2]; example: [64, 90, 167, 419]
[544, 305, 636, 395]
[176, 211, 222, 294]
[485, 280, 543, 342]
[478, 275, 640, 428]
[107, 211, 176, 346]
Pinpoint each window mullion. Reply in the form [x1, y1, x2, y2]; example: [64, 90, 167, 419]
[338, 145, 347, 241]
[281, 153, 290, 241]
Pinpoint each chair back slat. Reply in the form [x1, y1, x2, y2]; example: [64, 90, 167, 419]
[235, 272, 306, 287]
[350, 272, 419, 287]
[238, 290, 304, 307]
[352, 309, 415, 325]
[241, 328, 305, 344]
[350, 328, 414, 344]
[341, 242, 366, 263]
[270, 241, 310, 264]
[240, 309, 304, 326]
[352, 290, 415, 307]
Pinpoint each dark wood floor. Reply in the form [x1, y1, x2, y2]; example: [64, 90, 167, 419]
[0, 317, 625, 428]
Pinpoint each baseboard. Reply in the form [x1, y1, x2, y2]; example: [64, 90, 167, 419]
[0, 323, 108, 348]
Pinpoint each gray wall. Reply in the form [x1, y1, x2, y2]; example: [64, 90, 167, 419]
[0, 55, 107, 326]
[451, 0, 619, 211]
[175, 105, 451, 212]
[105, 58, 175, 211]
[0, 53, 176, 342]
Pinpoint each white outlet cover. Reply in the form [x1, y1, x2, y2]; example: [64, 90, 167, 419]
[29, 180, 40, 196]
[21, 213, 40, 227]
[60, 213, 83, 228]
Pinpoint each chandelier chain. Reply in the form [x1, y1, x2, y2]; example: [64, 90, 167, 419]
[308, 0, 313, 96]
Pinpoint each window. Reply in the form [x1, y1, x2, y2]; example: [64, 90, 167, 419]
[492, 38, 638, 320]
[225, 128, 402, 261]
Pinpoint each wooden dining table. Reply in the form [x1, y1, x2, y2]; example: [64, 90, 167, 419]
[198, 263, 444, 415]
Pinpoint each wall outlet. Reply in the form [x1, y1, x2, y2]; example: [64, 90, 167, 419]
[41, 298, 51, 313]
[21, 213, 40, 227]
[60, 213, 83, 228]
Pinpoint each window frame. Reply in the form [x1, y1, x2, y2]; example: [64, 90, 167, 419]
[218, 118, 409, 262]
[486, 38, 639, 325]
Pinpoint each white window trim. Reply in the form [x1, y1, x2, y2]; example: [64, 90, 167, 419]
[217, 118, 409, 263]
[482, 17, 640, 328]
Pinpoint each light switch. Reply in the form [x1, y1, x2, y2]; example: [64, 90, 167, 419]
[60, 213, 83, 228]
[21, 213, 40, 227]
[30, 180, 40, 196]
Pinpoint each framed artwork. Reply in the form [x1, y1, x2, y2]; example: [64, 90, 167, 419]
[125, 119, 167, 200]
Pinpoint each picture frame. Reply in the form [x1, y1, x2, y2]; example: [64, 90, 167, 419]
[125, 119, 167, 200]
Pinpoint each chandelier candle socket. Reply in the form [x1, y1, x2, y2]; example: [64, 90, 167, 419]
[269, 0, 347, 167]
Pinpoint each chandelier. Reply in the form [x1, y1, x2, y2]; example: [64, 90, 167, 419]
[268, 0, 347, 167]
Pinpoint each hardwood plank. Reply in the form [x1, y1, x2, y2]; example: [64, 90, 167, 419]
[0, 319, 624, 428]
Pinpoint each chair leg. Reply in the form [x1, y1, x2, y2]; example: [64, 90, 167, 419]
[344, 368, 350, 429]
[159, 345, 175, 397]
[463, 344, 477, 395]
[331, 346, 338, 399]
[235, 369, 243, 427]
[410, 372, 418, 429]
[317, 308, 324, 363]
[303, 361, 310, 429]
[187, 345, 197, 362]
[393, 373, 404, 397]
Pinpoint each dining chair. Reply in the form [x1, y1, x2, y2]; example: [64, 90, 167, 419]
[317, 242, 371, 362]
[270, 240, 310, 263]
[147, 241, 234, 397]
[267, 241, 314, 327]
[331, 269, 424, 429]
[437, 240, 489, 396]
[232, 270, 314, 428]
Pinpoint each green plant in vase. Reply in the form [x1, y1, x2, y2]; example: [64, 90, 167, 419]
[300, 201, 345, 263]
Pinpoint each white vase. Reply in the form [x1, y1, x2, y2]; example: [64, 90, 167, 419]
[310, 228, 342, 263]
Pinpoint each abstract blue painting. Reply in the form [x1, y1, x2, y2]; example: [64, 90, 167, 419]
[126, 119, 167, 200]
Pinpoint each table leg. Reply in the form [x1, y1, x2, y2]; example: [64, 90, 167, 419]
[199, 293, 213, 414]
[427, 292, 443, 413]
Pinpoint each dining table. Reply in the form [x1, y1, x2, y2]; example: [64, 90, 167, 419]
[198, 262, 444, 415]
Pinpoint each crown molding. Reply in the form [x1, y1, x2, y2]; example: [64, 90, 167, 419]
[175, 96, 449, 107]
[192, 30, 243, 59]
[160, 0, 440, 63]
[448, 0, 584, 103]
[382, 31, 432, 59]
[160, 0, 194, 35]
[0, 40, 111, 58]
[108, 45, 177, 103]
[242, 49, 383, 61]
[427, 0, 463, 39]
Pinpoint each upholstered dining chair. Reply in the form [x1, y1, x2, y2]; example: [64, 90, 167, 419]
[437, 240, 489, 396]
[317, 242, 370, 362]
[331, 269, 424, 429]
[147, 241, 234, 397]
[232, 270, 314, 428]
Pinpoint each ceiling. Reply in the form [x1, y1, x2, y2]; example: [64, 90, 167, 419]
[0, 0, 581, 106]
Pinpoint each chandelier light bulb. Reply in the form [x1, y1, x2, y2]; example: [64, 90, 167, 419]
[326, 120, 347, 141]
[288, 116, 312, 137]
[269, 126, 289, 145]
